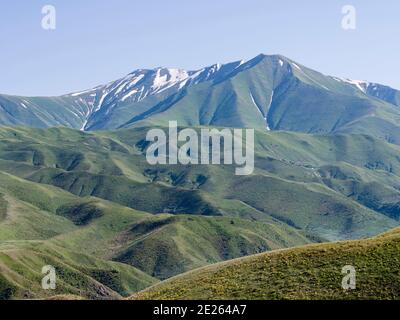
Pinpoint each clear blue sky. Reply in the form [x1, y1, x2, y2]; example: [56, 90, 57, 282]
[1, 0, 399, 96]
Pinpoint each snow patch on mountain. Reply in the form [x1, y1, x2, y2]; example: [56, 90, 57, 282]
[291, 63, 301, 70]
[70, 88, 97, 97]
[341, 79, 370, 93]
[250, 91, 273, 131]
[266, 91, 274, 131]
[250, 92, 263, 117]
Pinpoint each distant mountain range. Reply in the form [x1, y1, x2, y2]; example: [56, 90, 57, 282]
[1, 54, 400, 143]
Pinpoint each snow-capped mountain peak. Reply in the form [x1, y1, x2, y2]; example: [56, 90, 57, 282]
[64, 62, 242, 130]
[38, 54, 398, 132]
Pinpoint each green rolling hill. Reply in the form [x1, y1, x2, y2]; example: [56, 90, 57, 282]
[131, 227, 400, 300]
[0, 241, 156, 300]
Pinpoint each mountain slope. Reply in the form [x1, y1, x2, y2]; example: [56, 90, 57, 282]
[131, 227, 400, 300]
[0, 61, 244, 131]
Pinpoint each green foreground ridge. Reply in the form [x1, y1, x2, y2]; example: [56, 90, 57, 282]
[131, 227, 400, 300]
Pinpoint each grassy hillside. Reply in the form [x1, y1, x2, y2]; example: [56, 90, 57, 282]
[0, 171, 159, 299]
[0, 242, 156, 300]
[0, 169, 311, 299]
[0, 126, 398, 241]
[112, 215, 311, 279]
[0, 125, 400, 299]
[131, 227, 400, 300]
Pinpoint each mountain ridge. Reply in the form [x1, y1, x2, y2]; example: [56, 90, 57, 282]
[1, 54, 399, 140]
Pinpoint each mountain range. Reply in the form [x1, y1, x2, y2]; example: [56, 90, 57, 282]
[1, 54, 400, 143]
[1, 54, 400, 299]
